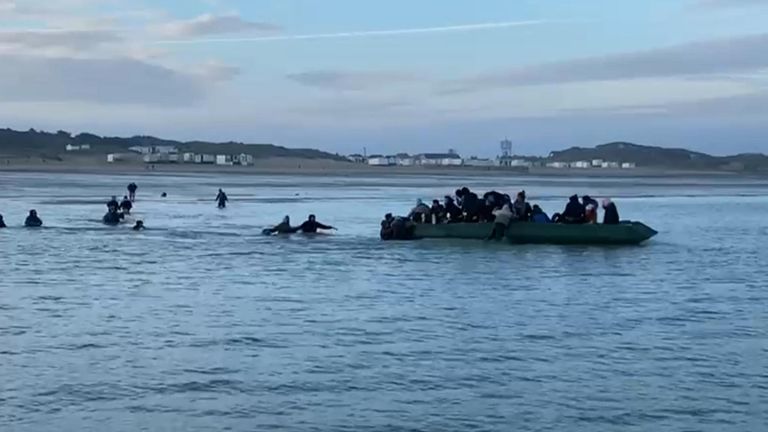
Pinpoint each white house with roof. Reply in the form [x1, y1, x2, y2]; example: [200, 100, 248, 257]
[416, 153, 463, 166]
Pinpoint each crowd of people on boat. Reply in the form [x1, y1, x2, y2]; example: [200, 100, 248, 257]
[381, 186, 621, 240]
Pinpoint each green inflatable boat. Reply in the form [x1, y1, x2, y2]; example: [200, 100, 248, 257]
[412, 221, 658, 245]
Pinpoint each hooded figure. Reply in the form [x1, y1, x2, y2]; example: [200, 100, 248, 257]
[132, 220, 145, 231]
[483, 191, 506, 209]
[602, 199, 620, 225]
[127, 182, 138, 201]
[380, 213, 395, 240]
[24, 210, 43, 227]
[298, 214, 335, 233]
[0, 214, 6, 228]
[107, 195, 119, 211]
[409, 199, 431, 223]
[120, 196, 133, 214]
[265, 216, 296, 235]
[443, 196, 463, 222]
[562, 194, 586, 224]
[513, 191, 533, 221]
[460, 187, 481, 221]
[430, 200, 446, 223]
[532, 205, 551, 223]
[216, 189, 228, 209]
[103, 207, 125, 226]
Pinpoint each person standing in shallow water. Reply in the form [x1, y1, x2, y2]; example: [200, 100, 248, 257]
[0, 214, 6, 228]
[24, 210, 43, 227]
[120, 196, 133, 214]
[216, 189, 228, 209]
[127, 182, 138, 201]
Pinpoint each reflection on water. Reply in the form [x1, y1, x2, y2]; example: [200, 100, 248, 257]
[1, 172, 767, 432]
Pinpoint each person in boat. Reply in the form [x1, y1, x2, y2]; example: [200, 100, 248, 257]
[297, 214, 336, 233]
[216, 189, 228, 209]
[582, 195, 599, 213]
[585, 204, 598, 224]
[459, 187, 481, 222]
[602, 198, 620, 225]
[24, 210, 43, 227]
[531, 205, 551, 223]
[0, 213, 6, 228]
[561, 194, 586, 224]
[513, 191, 533, 221]
[119, 196, 133, 214]
[132, 220, 145, 231]
[106, 195, 120, 211]
[443, 196, 463, 222]
[430, 200, 446, 224]
[483, 191, 506, 209]
[127, 182, 138, 201]
[487, 203, 513, 240]
[408, 199, 431, 223]
[103, 207, 125, 226]
[380, 213, 395, 240]
[454, 188, 465, 207]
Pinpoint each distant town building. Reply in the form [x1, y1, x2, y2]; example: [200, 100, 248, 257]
[144, 153, 178, 163]
[130, 145, 178, 155]
[233, 153, 254, 166]
[367, 155, 392, 166]
[395, 153, 414, 166]
[621, 162, 637, 169]
[601, 161, 620, 169]
[216, 155, 233, 166]
[182, 152, 196, 163]
[416, 153, 463, 166]
[547, 162, 569, 169]
[65, 144, 87, 151]
[498, 157, 531, 168]
[592, 159, 604, 167]
[464, 157, 496, 167]
[347, 154, 366, 164]
[195, 154, 216, 164]
[106, 153, 129, 163]
[571, 161, 591, 169]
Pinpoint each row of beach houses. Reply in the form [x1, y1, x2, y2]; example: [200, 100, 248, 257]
[106, 146, 255, 166]
[348, 153, 637, 169]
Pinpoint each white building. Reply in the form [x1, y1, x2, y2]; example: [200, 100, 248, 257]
[182, 152, 196, 163]
[129, 146, 153, 154]
[144, 153, 178, 163]
[194, 154, 216, 164]
[621, 162, 637, 169]
[592, 159, 604, 167]
[367, 156, 391, 166]
[107, 153, 127, 163]
[601, 161, 620, 169]
[416, 153, 463, 166]
[547, 162, 569, 169]
[347, 154, 366, 164]
[216, 155, 233, 166]
[571, 161, 591, 169]
[395, 154, 414, 166]
[464, 157, 496, 167]
[65, 144, 81, 151]
[234, 153, 254, 166]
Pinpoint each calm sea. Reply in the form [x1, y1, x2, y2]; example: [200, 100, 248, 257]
[1, 172, 766, 432]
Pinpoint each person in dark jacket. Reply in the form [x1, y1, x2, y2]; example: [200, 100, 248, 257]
[24, 210, 43, 227]
[443, 196, 463, 222]
[132, 220, 145, 231]
[0, 214, 6, 228]
[408, 199, 431, 223]
[391, 217, 415, 240]
[531, 205, 551, 223]
[483, 190, 506, 209]
[582, 195, 599, 215]
[216, 189, 228, 209]
[119, 196, 133, 214]
[561, 194, 586, 224]
[513, 191, 533, 221]
[460, 187, 481, 222]
[430, 200, 446, 224]
[106, 195, 119, 211]
[298, 214, 335, 233]
[380, 213, 395, 240]
[602, 198, 620, 225]
[127, 182, 138, 201]
[103, 207, 125, 226]
[263, 216, 296, 235]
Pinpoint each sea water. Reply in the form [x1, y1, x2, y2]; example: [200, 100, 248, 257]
[1, 172, 767, 432]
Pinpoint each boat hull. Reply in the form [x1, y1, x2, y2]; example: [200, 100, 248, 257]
[412, 222, 657, 245]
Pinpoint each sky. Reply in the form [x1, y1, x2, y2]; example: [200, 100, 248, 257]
[1, 0, 767, 156]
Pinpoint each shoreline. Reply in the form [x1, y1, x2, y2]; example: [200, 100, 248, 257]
[0, 158, 759, 179]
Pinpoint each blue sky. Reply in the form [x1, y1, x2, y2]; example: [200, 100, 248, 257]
[1, 0, 767, 156]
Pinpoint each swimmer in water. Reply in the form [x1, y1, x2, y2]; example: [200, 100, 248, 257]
[24, 210, 43, 227]
[132, 220, 145, 231]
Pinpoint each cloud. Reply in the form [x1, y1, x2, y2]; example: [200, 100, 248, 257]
[286, 70, 419, 90]
[447, 33, 768, 93]
[0, 55, 206, 106]
[0, 29, 120, 54]
[192, 60, 241, 82]
[157, 13, 279, 38]
[153, 20, 546, 45]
